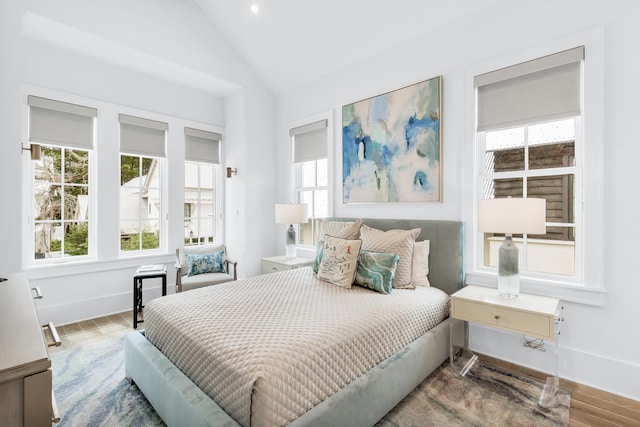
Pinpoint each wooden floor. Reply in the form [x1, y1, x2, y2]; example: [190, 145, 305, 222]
[48, 310, 141, 355]
[479, 354, 640, 427]
[55, 313, 640, 426]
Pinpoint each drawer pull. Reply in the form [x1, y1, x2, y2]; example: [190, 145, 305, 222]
[52, 391, 61, 423]
[42, 322, 62, 347]
[494, 315, 500, 320]
[31, 286, 43, 299]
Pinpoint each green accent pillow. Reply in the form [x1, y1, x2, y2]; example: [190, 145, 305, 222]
[312, 241, 324, 273]
[355, 250, 400, 294]
[186, 251, 226, 276]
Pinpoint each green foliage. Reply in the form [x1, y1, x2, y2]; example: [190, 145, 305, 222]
[121, 231, 160, 251]
[120, 155, 154, 185]
[65, 223, 89, 256]
[50, 239, 62, 252]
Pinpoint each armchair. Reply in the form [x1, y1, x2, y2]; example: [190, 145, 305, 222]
[175, 244, 238, 292]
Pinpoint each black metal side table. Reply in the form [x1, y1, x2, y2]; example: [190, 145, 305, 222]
[133, 265, 167, 329]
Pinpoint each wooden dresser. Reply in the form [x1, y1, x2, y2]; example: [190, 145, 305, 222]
[0, 273, 59, 426]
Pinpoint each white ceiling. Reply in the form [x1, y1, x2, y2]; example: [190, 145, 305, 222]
[193, 0, 503, 94]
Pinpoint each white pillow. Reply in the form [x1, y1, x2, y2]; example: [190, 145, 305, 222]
[316, 235, 362, 289]
[318, 219, 362, 241]
[411, 240, 431, 287]
[359, 225, 420, 289]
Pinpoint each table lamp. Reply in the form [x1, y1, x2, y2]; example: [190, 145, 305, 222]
[275, 203, 308, 259]
[478, 197, 546, 298]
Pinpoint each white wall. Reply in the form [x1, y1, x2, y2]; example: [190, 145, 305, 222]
[0, 0, 279, 325]
[276, 0, 640, 401]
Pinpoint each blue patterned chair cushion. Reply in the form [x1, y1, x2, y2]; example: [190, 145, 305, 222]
[186, 251, 226, 276]
[355, 250, 400, 294]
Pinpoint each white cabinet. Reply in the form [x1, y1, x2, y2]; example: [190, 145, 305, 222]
[0, 273, 59, 426]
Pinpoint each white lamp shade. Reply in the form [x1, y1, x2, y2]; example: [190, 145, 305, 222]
[275, 204, 308, 225]
[478, 198, 546, 234]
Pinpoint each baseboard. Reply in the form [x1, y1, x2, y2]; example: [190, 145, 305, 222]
[469, 324, 640, 403]
[37, 283, 169, 326]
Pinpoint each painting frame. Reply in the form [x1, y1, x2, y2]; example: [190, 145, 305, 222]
[342, 76, 443, 204]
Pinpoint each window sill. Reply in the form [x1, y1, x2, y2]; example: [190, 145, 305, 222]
[24, 253, 174, 280]
[465, 272, 606, 306]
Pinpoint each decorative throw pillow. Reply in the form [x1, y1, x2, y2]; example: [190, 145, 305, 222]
[318, 218, 362, 241]
[411, 240, 431, 287]
[179, 244, 225, 275]
[359, 225, 420, 289]
[314, 219, 362, 273]
[355, 250, 399, 295]
[186, 251, 226, 276]
[312, 241, 324, 273]
[316, 235, 362, 288]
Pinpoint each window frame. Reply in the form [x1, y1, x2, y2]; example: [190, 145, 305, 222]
[29, 144, 94, 263]
[463, 28, 605, 306]
[183, 161, 221, 246]
[23, 92, 97, 266]
[118, 153, 165, 255]
[288, 112, 332, 250]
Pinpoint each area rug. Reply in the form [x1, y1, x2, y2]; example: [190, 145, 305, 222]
[52, 337, 570, 426]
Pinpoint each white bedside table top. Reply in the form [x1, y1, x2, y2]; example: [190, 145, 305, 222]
[452, 285, 559, 316]
[262, 256, 313, 266]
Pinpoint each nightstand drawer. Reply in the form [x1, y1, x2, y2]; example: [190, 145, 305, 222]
[262, 260, 289, 273]
[451, 299, 554, 340]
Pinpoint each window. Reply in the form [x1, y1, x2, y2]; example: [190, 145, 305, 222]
[183, 127, 222, 246]
[28, 96, 96, 261]
[479, 119, 577, 276]
[290, 120, 328, 247]
[119, 114, 167, 253]
[469, 42, 607, 303]
[33, 146, 90, 259]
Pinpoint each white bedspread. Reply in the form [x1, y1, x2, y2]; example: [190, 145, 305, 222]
[144, 267, 449, 427]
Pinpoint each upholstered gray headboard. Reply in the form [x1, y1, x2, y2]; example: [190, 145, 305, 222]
[330, 218, 464, 295]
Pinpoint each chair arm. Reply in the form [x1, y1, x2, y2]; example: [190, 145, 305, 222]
[224, 258, 238, 280]
[175, 266, 183, 293]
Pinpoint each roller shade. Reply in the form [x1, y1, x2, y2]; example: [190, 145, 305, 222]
[119, 114, 167, 158]
[28, 95, 97, 150]
[184, 127, 221, 164]
[290, 119, 327, 163]
[475, 46, 584, 132]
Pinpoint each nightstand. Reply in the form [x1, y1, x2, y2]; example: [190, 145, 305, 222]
[449, 285, 563, 407]
[261, 256, 313, 274]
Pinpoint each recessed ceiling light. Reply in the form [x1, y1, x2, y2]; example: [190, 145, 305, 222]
[250, 3, 259, 14]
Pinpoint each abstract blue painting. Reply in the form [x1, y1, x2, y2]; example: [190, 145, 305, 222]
[342, 76, 442, 203]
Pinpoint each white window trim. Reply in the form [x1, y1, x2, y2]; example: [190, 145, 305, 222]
[21, 90, 98, 267]
[288, 111, 333, 252]
[21, 85, 224, 276]
[463, 27, 605, 306]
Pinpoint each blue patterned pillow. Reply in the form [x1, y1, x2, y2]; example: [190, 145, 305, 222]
[355, 250, 400, 294]
[186, 251, 226, 276]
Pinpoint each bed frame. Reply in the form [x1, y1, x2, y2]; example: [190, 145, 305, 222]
[124, 218, 464, 427]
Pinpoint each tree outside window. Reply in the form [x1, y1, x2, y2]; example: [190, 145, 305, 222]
[33, 146, 90, 259]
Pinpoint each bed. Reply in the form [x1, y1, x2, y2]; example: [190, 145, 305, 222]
[124, 218, 464, 427]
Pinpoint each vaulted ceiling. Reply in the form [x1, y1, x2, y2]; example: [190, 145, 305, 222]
[193, 0, 503, 94]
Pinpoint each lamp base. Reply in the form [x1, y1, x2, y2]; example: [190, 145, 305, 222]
[285, 225, 296, 259]
[498, 235, 519, 298]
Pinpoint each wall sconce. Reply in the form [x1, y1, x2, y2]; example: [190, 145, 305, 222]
[226, 167, 238, 178]
[22, 143, 42, 161]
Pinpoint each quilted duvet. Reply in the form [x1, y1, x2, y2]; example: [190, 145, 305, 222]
[144, 267, 449, 427]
